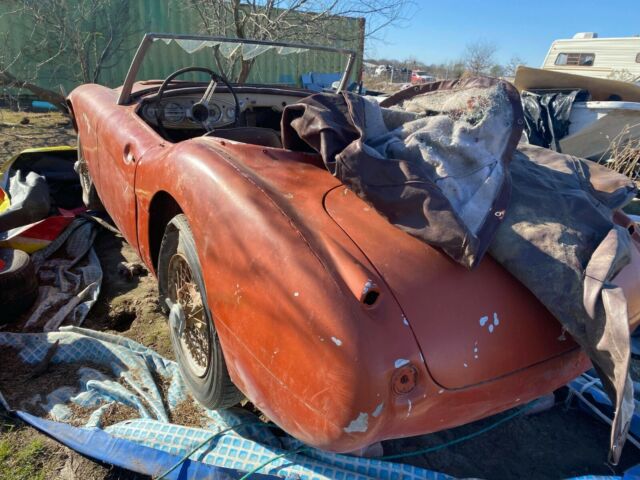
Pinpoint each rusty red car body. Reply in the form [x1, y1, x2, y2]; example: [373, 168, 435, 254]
[67, 34, 640, 453]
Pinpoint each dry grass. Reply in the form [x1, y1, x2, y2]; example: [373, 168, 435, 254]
[601, 123, 640, 183]
[0, 108, 75, 168]
[362, 73, 408, 95]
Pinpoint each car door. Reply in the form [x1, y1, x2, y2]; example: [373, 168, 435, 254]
[96, 105, 163, 249]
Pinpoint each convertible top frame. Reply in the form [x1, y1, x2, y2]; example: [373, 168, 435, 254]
[117, 32, 357, 105]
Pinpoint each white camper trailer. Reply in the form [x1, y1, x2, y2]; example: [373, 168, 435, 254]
[542, 33, 640, 83]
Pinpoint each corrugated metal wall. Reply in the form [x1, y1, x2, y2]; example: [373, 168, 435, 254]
[0, 0, 363, 93]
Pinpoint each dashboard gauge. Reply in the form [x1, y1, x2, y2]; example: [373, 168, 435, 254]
[208, 104, 222, 123]
[225, 107, 235, 120]
[163, 102, 185, 123]
[144, 104, 159, 119]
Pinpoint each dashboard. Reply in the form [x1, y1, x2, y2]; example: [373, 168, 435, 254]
[139, 91, 306, 130]
[141, 94, 237, 129]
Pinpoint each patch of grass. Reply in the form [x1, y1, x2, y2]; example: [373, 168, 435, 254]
[0, 434, 48, 480]
[603, 123, 640, 182]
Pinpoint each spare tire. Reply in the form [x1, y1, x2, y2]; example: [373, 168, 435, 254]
[0, 248, 38, 321]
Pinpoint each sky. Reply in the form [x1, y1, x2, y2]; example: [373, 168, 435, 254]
[367, 0, 640, 67]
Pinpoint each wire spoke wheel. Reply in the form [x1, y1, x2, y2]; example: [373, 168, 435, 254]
[159, 214, 244, 409]
[167, 253, 211, 377]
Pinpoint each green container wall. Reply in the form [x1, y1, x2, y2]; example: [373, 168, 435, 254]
[0, 0, 363, 94]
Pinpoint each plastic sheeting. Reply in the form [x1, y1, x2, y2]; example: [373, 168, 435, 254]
[156, 38, 307, 60]
[569, 371, 640, 440]
[0, 327, 453, 480]
[0, 169, 50, 233]
[1, 328, 637, 479]
[0, 148, 102, 328]
[521, 89, 589, 151]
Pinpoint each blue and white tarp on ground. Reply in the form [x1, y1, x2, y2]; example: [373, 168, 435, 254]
[0, 327, 453, 480]
[0, 327, 638, 480]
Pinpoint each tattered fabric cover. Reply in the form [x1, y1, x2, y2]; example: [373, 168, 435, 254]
[23, 216, 102, 331]
[282, 77, 524, 269]
[489, 145, 637, 464]
[281, 78, 638, 463]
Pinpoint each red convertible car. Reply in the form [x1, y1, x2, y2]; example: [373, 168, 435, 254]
[68, 33, 640, 453]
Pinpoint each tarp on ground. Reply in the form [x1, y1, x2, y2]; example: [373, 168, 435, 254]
[280, 78, 638, 464]
[0, 327, 454, 480]
[0, 328, 637, 479]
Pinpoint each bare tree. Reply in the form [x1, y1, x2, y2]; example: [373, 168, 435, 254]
[0, 0, 139, 112]
[462, 40, 498, 76]
[503, 55, 525, 77]
[488, 64, 504, 78]
[187, 0, 411, 83]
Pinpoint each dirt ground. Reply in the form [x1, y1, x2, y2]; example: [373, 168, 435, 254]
[83, 231, 173, 360]
[0, 108, 76, 160]
[2, 108, 640, 479]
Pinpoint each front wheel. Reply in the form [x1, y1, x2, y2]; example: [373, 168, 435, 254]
[158, 214, 243, 409]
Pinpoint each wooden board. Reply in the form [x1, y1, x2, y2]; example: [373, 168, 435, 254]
[514, 66, 640, 102]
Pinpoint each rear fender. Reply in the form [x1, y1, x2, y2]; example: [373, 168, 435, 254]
[134, 139, 433, 450]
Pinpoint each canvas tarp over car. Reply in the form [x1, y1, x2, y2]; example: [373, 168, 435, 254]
[281, 77, 639, 463]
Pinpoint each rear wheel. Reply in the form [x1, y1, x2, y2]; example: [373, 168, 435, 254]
[158, 214, 243, 409]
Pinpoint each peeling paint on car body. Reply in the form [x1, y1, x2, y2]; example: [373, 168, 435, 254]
[65, 38, 640, 453]
[344, 412, 369, 433]
[394, 359, 410, 369]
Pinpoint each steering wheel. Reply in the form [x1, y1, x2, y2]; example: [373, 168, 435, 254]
[153, 66, 241, 138]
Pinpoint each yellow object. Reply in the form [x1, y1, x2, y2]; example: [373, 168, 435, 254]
[0, 145, 77, 253]
[0, 145, 76, 175]
[0, 237, 49, 253]
[0, 188, 9, 213]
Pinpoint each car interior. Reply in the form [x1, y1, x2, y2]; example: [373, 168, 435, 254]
[136, 83, 311, 148]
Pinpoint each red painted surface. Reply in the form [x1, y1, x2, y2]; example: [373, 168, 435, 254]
[67, 81, 640, 452]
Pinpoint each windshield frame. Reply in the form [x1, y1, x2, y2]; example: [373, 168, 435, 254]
[117, 32, 357, 105]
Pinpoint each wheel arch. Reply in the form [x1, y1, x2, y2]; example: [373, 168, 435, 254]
[66, 99, 78, 132]
[147, 190, 183, 273]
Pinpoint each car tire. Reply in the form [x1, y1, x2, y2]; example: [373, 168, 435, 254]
[0, 248, 38, 321]
[75, 135, 104, 211]
[158, 214, 244, 409]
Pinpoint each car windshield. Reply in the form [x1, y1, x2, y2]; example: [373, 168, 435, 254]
[119, 33, 356, 104]
[415, 71, 428, 76]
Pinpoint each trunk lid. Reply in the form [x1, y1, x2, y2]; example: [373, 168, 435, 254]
[325, 186, 582, 389]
